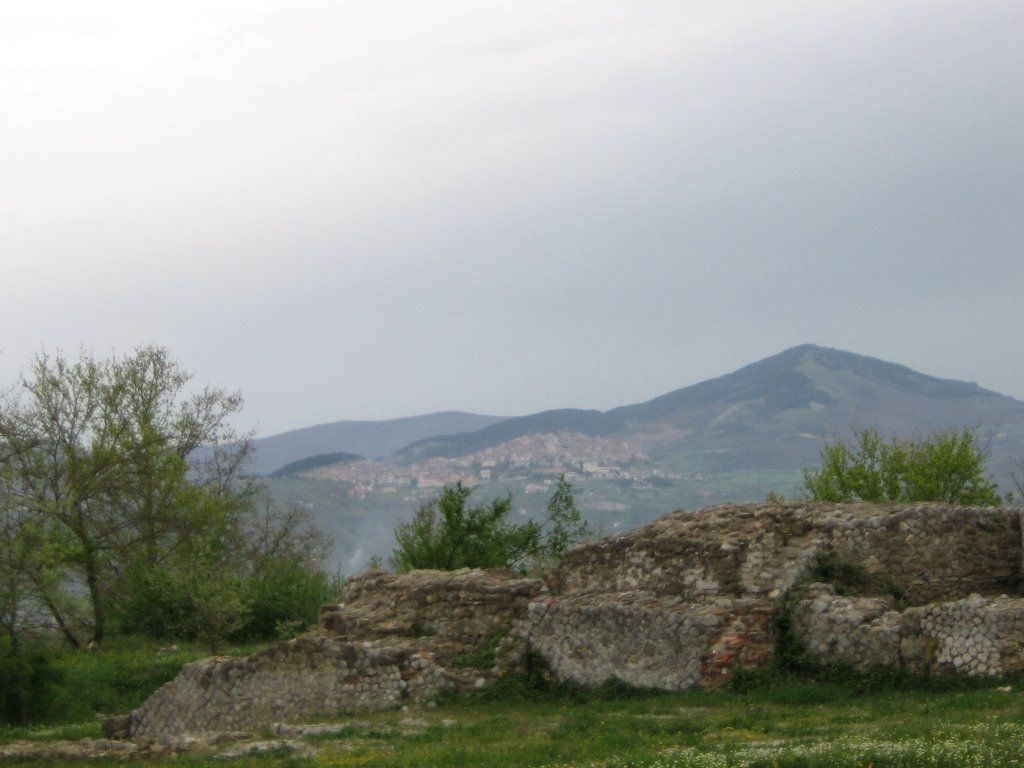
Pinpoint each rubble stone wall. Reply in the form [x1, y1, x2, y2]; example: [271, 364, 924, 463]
[522, 594, 726, 690]
[548, 503, 1022, 603]
[788, 584, 902, 669]
[820, 506, 1022, 602]
[129, 569, 542, 741]
[129, 636, 450, 740]
[791, 586, 1024, 677]
[124, 502, 1024, 741]
[321, 568, 543, 653]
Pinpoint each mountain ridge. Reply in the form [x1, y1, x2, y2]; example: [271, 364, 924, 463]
[246, 411, 506, 476]
[379, 345, 1022, 466]
[255, 345, 1023, 475]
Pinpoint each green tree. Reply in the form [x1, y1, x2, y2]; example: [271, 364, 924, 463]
[235, 498, 337, 641]
[538, 474, 590, 558]
[1, 347, 334, 653]
[390, 482, 533, 572]
[802, 427, 1004, 506]
[0, 347, 252, 644]
[390, 477, 589, 573]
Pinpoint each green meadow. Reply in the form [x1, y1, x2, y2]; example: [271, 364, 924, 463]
[4, 640, 1024, 767]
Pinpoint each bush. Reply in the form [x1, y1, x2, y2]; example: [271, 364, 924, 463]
[390, 476, 589, 573]
[391, 483, 537, 572]
[238, 557, 341, 640]
[114, 564, 192, 640]
[803, 427, 1004, 505]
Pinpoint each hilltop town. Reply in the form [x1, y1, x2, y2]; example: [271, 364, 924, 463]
[305, 431, 679, 500]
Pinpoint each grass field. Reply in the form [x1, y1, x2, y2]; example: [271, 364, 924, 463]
[4, 641, 1024, 767]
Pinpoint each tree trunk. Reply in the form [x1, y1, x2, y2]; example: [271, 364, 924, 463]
[41, 594, 82, 649]
[85, 564, 105, 645]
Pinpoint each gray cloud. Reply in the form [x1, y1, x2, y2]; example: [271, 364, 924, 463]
[1, 1, 1021, 436]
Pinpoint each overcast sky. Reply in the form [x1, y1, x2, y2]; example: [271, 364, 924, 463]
[2, 1, 1022, 438]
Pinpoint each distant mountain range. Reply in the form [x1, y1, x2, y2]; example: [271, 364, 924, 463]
[246, 411, 505, 476]
[256, 344, 1024, 477]
[254, 345, 1024, 572]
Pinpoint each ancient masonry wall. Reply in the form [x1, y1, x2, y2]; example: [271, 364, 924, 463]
[524, 594, 725, 690]
[123, 503, 1024, 741]
[321, 568, 543, 653]
[820, 505, 1022, 602]
[792, 585, 1024, 677]
[129, 569, 543, 741]
[533, 503, 1022, 690]
[522, 594, 776, 690]
[548, 503, 1022, 603]
[130, 636, 449, 740]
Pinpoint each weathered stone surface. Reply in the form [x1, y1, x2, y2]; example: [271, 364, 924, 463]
[121, 501, 1024, 741]
[128, 635, 453, 739]
[321, 567, 544, 658]
[790, 584, 902, 669]
[548, 502, 1021, 603]
[792, 589, 1024, 678]
[523, 593, 727, 690]
[125, 569, 543, 740]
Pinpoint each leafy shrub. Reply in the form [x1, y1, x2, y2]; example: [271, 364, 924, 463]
[391, 476, 589, 573]
[391, 483, 537, 572]
[237, 556, 341, 640]
[803, 427, 1004, 505]
[114, 564, 193, 640]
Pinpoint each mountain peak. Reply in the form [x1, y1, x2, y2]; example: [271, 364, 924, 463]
[612, 344, 1005, 431]
[783, 345, 993, 400]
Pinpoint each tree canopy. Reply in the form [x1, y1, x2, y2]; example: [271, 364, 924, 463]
[0, 346, 332, 653]
[802, 427, 1005, 506]
[390, 475, 590, 573]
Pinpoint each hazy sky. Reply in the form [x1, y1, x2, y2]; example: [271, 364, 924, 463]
[2, 1, 1022, 437]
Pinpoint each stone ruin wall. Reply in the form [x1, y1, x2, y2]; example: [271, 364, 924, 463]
[523, 594, 776, 690]
[123, 502, 1024, 742]
[524, 594, 724, 690]
[792, 586, 1024, 678]
[547, 503, 1022, 603]
[817, 505, 1022, 602]
[129, 636, 449, 740]
[321, 568, 542, 652]
[531, 503, 1023, 690]
[127, 569, 542, 740]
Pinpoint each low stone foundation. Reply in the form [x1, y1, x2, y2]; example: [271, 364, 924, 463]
[321, 567, 543, 658]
